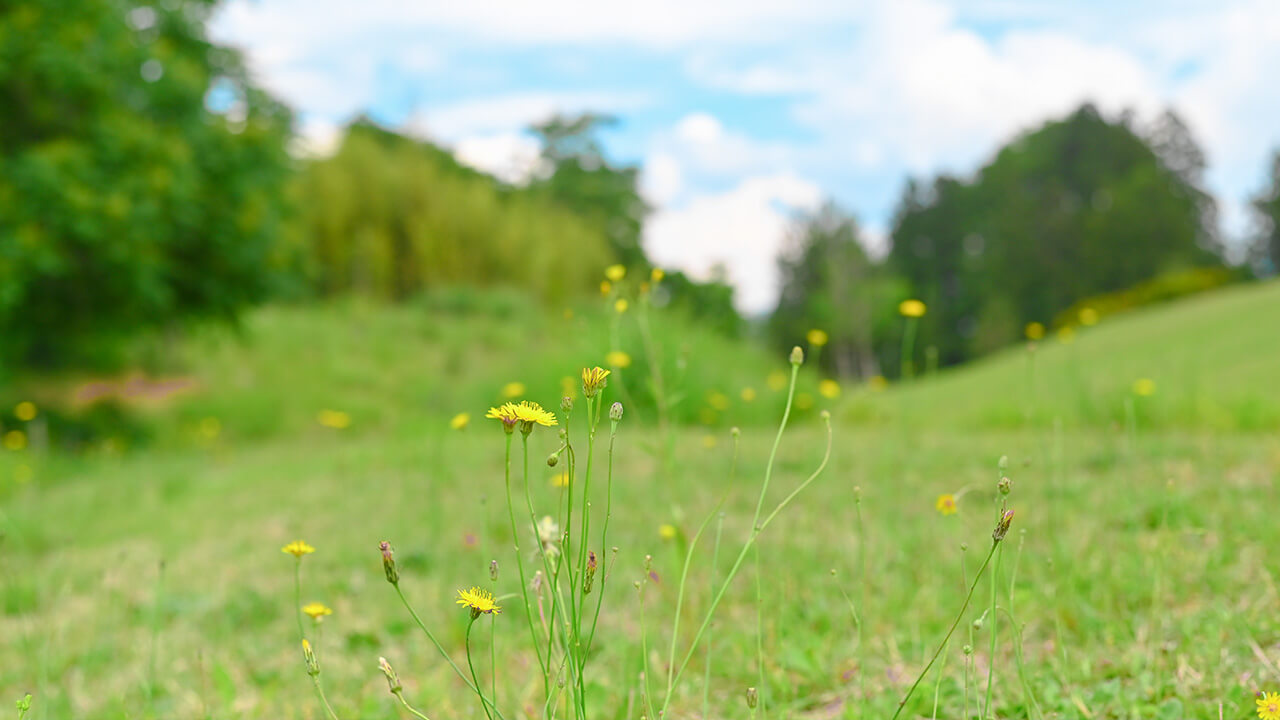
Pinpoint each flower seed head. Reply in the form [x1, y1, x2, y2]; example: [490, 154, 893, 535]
[547, 453, 559, 467]
[489, 559, 499, 582]
[610, 402, 624, 421]
[561, 395, 574, 413]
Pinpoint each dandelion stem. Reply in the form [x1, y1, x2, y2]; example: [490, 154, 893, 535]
[983, 544, 1002, 719]
[309, 676, 342, 720]
[584, 415, 619, 655]
[506, 433, 550, 694]
[293, 560, 305, 643]
[664, 500, 727, 703]
[855, 493, 867, 720]
[465, 617, 496, 720]
[891, 541, 999, 720]
[393, 691, 432, 720]
[701, 511, 726, 720]
[753, 543, 767, 720]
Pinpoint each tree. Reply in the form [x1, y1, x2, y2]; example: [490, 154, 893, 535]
[1248, 150, 1280, 277]
[0, 0, 293, 370]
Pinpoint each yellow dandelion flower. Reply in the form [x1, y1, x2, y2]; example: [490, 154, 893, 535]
[501, 381, 526, 399]
[806, 329, 829, 347]
[14, 401, 37, 421]
[651, 267, 664, 283]
[795, 392, 814, 410]
[302, 602, 333, 621]
[1057, 327, 1075, 344]
[605, 264, 627, 282]
[615, 298, 629, 314]
[456, 586, 502, 616]
[1078, 307, 1099, 326]
[659, 524, 678, 540]
[767, 370, 788, 391]
[4, 430, 27, 451]
[898, 299, 927, 318]
[1257, 692, 1280, 720]
[317, 409, 351, 429]
[551, 471, 570, 488]
[486, 403, 521, 432]
[740, 387, 757, 402]
[1132, 378, 1156, 397]
[450, 412, 470, 430]
[818, 379, 841, 399]
[582, 366, 611, 398]
[606, 350, 632, 369]
[708, 392, 730, 411]
[282, 540, 316, 557]
[1024, 322, 1045, 340]
[600, 280, 612, 296]
[935, 494, 958, 516]
[514, 400, 558, 428]
[868, 375, 888, 391]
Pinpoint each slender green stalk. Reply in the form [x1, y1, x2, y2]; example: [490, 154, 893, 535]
[147, 560, 164, 713]
[890, 542, 998, 720]
[901, 317, 919, 380]
[663, 502, 726, 702]
[504, 433, 549, 692]
[983, 545, 1002, 719]
[584, 416, 620, 654]
[309, 675, 342, 720]
[393, 691, 432, 720]
[701, 511, 726, 720]
[1004, 532, 1042, 720]
[639, 578, 657, 720]
[931, 637, 948, 720]
[855, 492, 867, 720]
[489, 611, 497, 718]
[465, 618, 495, 720]
[753, 544, 766, 720]
[293, 561, 305, 643]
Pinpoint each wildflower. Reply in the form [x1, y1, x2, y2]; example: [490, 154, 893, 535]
[456, 586, 502, 618]
[1024, 322, 1045, 340]
[379, 540, 399, 584]
[606, 350, 632, 369]
[450, 412, 470, 430]
[898, 299, 926, 317]
[615, 299, 629, 314]
[302, 639, 319, 676]
[546, 452, 559, 467]
[551, 471, 570, 488]
[993, 509, 1015, 542]
[818, 379, 841, 399]
[790, 345, 805, 365]
[582, 366, 611, 398]
[1133, 378, 1156, 397]
[14, 401, 36, 421]
[740, 387, 757, 402]
[502, 382, 526, 399]
[651, 267, 664, 283]
[659, 524, 677, 540]
[600, 280, 612, 296]
[609, 402, 624, 421]
[4, 430, 27, 451]
[302, 602, 333, 621]
[746, 687, 759, 709]
[283, 540, 316, 558]
[490, 559, 499, 581]
[486, 403, 521, 433]
[935, 494, 958, 516]
[605, 264, 627, 282]
[868, 375, 888, 391]
[806, 329, 829, 347]
[998, 476, 1012, 495]
[379, 656, 402, 695]
[1079, 307, 1099, 326]
[767, 370, 788, 391]
[316, 409, 351, 429]
[1258, 691, 1280, 720]
[513, 401, 557, 434]
[583, 551, 598, 594]
[708, 392, 730, 411]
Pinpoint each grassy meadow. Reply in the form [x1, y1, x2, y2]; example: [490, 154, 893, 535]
[2, 281, 1279, 719]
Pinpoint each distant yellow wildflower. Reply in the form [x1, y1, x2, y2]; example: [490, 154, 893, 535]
[551, 471, 570, 488]
[4, 430, 27, 451]
[501, 382, 526, 399]
[1024, 322, 1045, 340]
[514, 401, 557, 428]
[659, 524, 678, 540]
[283, 540, 316, 557]
[818, 379, 841, 399]
[767, 370, 788, 391]
[600, 280, 612, 296]
[708, 392, 730, 411]
[302, 602, 333, 621]
[651, 267, 664, 283]
[806, 329, 829, 347]
[615, 298, 629, 314]
[935, 494, 958, 516]
[1078, 307, 1099, 326]
[605, 264, 627, 282]
[317, 409, 351, 429]
[1257, 691, 1280, 720]
[740, 387, 757, 402]
[456, 586, 502, 617]
[868, 375, 888, 391]
[1057, 327, 1075, 344]
[582, 366, 611, 398]
[1132, 378, 1156, 397]
[486, 403, 521, 432]
[898, 299, 926, 318]
[450, 412, 470, 430]
[606, 350, 632, 369]
[14, 401, 36, 421]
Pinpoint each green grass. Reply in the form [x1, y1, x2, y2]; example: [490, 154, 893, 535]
[2, 282, 1279, 719]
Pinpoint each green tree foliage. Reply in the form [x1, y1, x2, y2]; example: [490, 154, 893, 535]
[290, 120, 615, 303]
[0, 0, 292, 370]
[1248, 150, 1280, 277]
[771, 204, 903, 377]
[889, 104, 1222, 365]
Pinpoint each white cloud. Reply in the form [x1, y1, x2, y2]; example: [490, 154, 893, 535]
[453, 132, 547, 185]
[645, 173, 824, 314]
[640, 152, 684, 205]
[288, 116, 343, 158]
[405, 91, 652, 142]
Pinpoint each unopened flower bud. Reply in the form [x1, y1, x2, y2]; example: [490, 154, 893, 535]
[379, 656, 402, 694]
[998, 476, 1011, 495]
[963, 644, 973, 655]
[584, 550, 598, 594]
[302, 639, 320, 676]
[746, 687, 759, 709]
[972, 618, 983, 630]
[789, 346, 804, 366]
[489, 559, 499, 582]
[820, 409, 831, 420]
[558, 428, 567, 440]
[993, 509, 1015, 542]
[730, 426, 741, 437]
[561, 396, 573, 413]
[644, 554, 652, 571]
[610, 402, 624, 421]
[547, 453, 559, 467]
[380, 541, 399, 585]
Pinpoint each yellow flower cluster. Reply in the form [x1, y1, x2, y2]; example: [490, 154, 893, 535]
[282, 540, 316, 557]
[899, 299, 927, 318]
[486, 401, 558, 433]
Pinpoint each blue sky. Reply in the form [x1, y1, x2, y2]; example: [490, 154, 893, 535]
[211, 0, 1280, 313]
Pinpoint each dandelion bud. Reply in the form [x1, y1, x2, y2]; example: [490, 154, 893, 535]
[993, 509, 1015, 542]
[379, 656, 402, 694]
[379, 541, 399, 585]
[789, 346, 804, 366]
[829, 568, 837, 576]
[490, 559, 499, 582]
[644, 554, 652, 571]
[561, 396, 574, 413]
[963, 644, 973, 655]
[302, 639, 320, 676]
[746, 687, 759, 709]
[972, 618, 983, 630]
[558, 428, 567, 440]
[17, 694, 32, 714]
[998, 476, 1011, 495]
[960, 542, 968, 551]
[547, 453, 559, 467]
[583, 550, 598, 594]
[610, 402, 624, 421]
[731, 426, 741, 437]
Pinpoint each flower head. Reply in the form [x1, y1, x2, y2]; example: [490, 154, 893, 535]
[1132, 378, 1156, 397]
[740, 387, 757, 402]
[1024, 322, 1045, 340]
[614, 298, 629, 314]
[651, 267, 664, 283]
[582, 366, 611, 398]
[302, 602, 333, 621]
[486, 403, 521, 433]
[1258, 691, 1280, 720]
[1078, 307, 1099, 326]
[514, 401, 557, 432]
[935, 494, 958, 516]
[659, 524, 678, 540]
[551, 471, 570, 488]
[14, 401, 37, 421]
[380, 540, 399, 584]
[502, 382, 526, 399]
[806, 329, 829, 347]
[600, 280, 612, 296]
[605, 264, 627, 282]
[606, 350, 632, 369]
[456, 586, 502, 618]
[283, 540, 316, 558]
[450, 412, 470, 430]
[899, 299, 927, 318]
[317, 409, 351, 429]
[819, 379, 841, 399]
